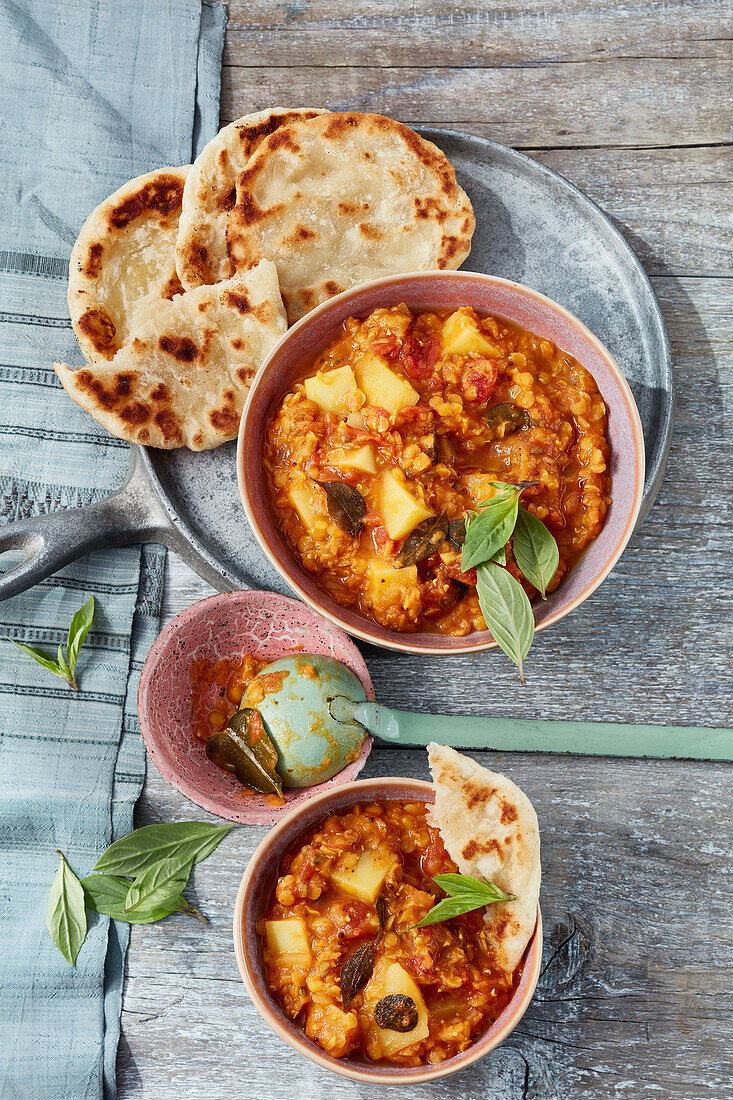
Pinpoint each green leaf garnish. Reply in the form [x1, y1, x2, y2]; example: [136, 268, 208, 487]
[414, 873, 515, 928]
[47, 821, 230, 962]
[8, 595, 95, 690]
[460, 488, 521, 571]
[47, 851, 87, 966]
[513, 507, 559, 599]
[476, 561, 535, 684]
[92, 821, 233, 878]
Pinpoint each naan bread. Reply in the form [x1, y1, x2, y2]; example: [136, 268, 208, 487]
[54, 260, 286, 451]
[176, 107, 325, 291]
[68, 167, 189, 362]
[226, 112, 475, 323]
[427, 743, 541, 974]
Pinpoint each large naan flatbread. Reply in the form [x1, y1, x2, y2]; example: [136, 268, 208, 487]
[226, 112, 475, 323]
[427, 743, 541, 974]
[68, 167, 189, 362]
[176, 107, 325, 291]
[54, 260, 286, 451]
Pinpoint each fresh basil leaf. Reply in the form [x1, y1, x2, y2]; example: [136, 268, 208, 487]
[124, 856, 192, 915]
[66, 595, 94, 676]
[414, 873, 515, 928]
[476, 561, 535, 683]
[47, 851, 87, 966]
[92, 821, 233, 877]
[56, 644, 72, 680]
[82, 874, 186, 924]
[490, 546, 506, 566]
[9, 640, 64, 677]
[513, 507, 559, 599]
[433, 873, 515, 903]
[461, 491, 521, 571]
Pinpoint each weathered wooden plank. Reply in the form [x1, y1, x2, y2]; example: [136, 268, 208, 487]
[222, 0, 731, 66]
[162, 276, 733, 728]
[220, 59, 732, 148]
[529, 146, 733, 277]
[118, 749, 733, 1099]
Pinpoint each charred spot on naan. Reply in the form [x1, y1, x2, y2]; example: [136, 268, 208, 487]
[84, 242, 104, 278]
[158, 335, 199, 362]
[107, 173, 184, 229]
[77, 309, 118, 359]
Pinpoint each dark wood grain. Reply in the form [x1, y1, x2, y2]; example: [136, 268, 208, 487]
[119, 1, 733, 1096]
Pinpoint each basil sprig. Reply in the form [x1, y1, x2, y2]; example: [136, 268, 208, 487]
[513, 507, 560, 599]
[413, 873, 515, 928]
[46, 822, 232, 965]
[47, 851, 87, 966]
[8, 595, 94, 691]
[460, 482, 559, 681]
[460, 485, 522, 571]
[476, 561, 534, 684]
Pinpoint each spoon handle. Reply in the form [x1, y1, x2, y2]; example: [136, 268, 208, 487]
[343, 702, 733, 761]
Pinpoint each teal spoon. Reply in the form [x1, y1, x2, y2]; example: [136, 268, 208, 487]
[252, 654, 733, 770]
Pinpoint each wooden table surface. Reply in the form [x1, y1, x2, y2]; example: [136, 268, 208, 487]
[119, 3, 733, 1096]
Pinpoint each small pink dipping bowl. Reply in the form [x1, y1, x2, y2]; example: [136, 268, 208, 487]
[137, 590, 373, 824]
[233, 776, 543, 1083]
[238, 271, 645, 654]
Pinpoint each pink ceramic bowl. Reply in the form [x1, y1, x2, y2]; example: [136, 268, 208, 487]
[137, 590, 373, 825]
[238, 271, 644, 654]
[233, 775, 543, 1083]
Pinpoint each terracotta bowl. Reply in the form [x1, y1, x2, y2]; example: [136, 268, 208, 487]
[233, 775, 543, 1083]
[137, 590, 373, 825]
[238, 271, 644, 654]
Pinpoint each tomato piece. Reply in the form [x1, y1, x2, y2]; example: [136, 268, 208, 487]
[462, 359, 499, 404]
[399, 333, 440, 381]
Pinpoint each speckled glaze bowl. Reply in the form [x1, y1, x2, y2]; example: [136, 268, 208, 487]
[238, 271, 645, 654]
[137, 590, 374, 824]
[233, 776, 543, 1084]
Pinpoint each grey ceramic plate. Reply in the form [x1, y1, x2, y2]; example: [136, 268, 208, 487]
[0, 131, 672, 601]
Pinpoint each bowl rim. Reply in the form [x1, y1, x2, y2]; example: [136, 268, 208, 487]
[237, 270, 645, 656]
[232, 774, 543, 1084]
[137, 588, 375, 823]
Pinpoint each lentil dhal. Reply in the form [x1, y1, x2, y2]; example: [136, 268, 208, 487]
[264, 304, 611, 635]
[257, 800, 518, 1064]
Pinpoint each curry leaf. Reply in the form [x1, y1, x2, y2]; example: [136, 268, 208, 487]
[47, 851, 87, 966]
[92, 822, 232, 878]
[513, 508, 559, 599]
[476, 561, 535, 684]
[66, 595, 95, 676]
[414, 873, 515, 928]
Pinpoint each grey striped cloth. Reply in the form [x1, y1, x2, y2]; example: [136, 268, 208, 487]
[0, 3, 226, 1097]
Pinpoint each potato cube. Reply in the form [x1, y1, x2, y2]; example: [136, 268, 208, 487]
[304, 365, 358, 416]
[364, 961, 430, 1056]
[354, 353, 419, 416]
[442, 308, 499, 357]
[265, 918, 311, 965]
[378, 470, 433, 540]
[326, 444, 377, 475]
[365, 561, 419, 594]
[288, 483, 328, 535]
[330, 849, 398, 904]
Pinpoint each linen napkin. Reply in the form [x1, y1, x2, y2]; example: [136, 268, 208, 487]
[0, 2, 226, 1098]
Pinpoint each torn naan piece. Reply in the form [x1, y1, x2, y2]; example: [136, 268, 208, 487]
[54, 260, 286, 451]
[427, 742, 541, 974]
[68, 166, 189, 362]
[176, 107, 325, 291]
[226, 112, 475, 323]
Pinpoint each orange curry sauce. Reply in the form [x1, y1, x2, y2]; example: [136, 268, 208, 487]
[258, 800, 518, 1065]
